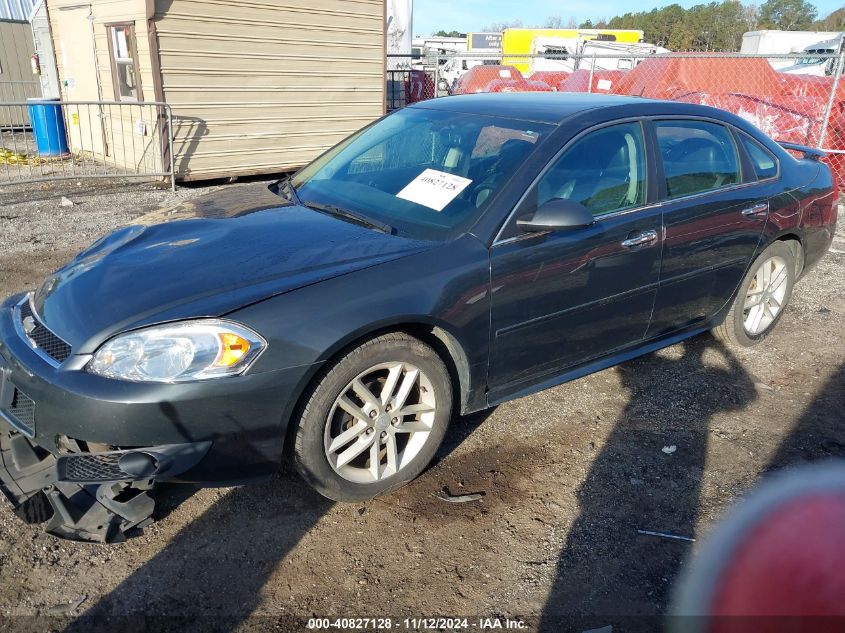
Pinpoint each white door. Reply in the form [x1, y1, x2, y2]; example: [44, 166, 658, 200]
[54, 5, 107, 156]
[31, 3, 61, 99]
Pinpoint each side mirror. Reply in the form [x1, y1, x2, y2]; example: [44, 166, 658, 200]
[516, 198, 595, 233]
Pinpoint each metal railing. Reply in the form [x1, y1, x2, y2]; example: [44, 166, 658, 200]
[0, 100, 174, 190]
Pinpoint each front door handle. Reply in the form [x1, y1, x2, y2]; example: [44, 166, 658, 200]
[621, 229, 658, 248]
[741, 202, 769, 217]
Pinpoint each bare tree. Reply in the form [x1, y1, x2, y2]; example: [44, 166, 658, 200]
[743, 3, 760, 30]
[482, 18, 524, 31]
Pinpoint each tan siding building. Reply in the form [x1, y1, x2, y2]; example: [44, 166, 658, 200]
[46, 0, 386, 180]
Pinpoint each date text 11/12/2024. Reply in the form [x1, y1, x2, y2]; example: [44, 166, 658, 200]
[306, 617, 529, 630]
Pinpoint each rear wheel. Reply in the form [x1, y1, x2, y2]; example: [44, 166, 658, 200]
[292, 333, 452, 501]
[713, 241, 795, 348]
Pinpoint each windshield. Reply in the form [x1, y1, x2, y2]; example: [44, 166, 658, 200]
[290, 107, 554, 240]
[799, 49, 835, 64]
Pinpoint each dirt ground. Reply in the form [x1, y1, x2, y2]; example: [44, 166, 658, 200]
[0, 179, 843, 632]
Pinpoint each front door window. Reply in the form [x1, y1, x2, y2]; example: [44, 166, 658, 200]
[536, 122, 647, 216]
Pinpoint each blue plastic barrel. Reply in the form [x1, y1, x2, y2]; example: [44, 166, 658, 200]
[27, 98, 69, 157]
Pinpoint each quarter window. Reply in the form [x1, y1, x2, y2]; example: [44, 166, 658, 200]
[655, 120, 740, 199]
[739, 135, 778, 180]
[535, 122, 647, 216]
[108, 24, 142, 101]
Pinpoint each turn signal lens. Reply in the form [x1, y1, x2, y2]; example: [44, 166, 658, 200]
[216, 332, 251, 367]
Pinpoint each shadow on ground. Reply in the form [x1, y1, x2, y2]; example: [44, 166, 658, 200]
[64, 408, 494, 630]
[58, 345, 844, 631]
[539, 336, 757, 632]
[69, 473, 330, 631]
[764, 363, 845, 471]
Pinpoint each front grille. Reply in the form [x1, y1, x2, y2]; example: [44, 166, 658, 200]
[5, 387, 35, 434]
[18, 301, 72, 364]
[61, 453, 126, 482]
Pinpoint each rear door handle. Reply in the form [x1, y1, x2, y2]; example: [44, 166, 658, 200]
[741, 202, 769, 217]
[621, 229, 658, 248]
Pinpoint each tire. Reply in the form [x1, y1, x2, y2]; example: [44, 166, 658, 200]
[292, 332, 453, 502]
[713, 241, 795, 348]
[14, 491, 54, 524]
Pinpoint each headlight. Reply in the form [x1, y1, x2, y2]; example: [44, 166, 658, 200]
[88, 320, 266, 383]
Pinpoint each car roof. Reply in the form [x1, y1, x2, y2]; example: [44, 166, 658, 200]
[406, 93, 787, 159]
[408, 92, 715, 125]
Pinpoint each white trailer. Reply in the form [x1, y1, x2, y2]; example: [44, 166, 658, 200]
[411, 36, 467, 54]
[780, 35, 845, 76]
[387, 0, 413, 70]
[528, 37, 669, 75]
[741, 30, 843, 70]
[410, 36, 469, 73]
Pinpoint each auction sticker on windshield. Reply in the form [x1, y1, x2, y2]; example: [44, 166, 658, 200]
[396, 169, 473, 212]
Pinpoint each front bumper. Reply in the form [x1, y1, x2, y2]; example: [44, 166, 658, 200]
[0, 293, 317, 541]
[0, 364, 212, 542]
[0, 420, 164, 542]
[0, 416, 211, 504]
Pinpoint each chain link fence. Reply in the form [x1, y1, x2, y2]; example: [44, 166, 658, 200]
[3, 54, 844, 191]
[0, 100, 174, 190]
[387, 51, 845, 190]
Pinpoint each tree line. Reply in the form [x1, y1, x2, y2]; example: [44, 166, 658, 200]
[600, 0, 837, 51]
[434, 0, 843, 52]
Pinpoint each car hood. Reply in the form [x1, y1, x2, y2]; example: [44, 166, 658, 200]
[33, 186, 434, 352]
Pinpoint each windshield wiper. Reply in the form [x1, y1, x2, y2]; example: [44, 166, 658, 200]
[303, 201, 393, 235]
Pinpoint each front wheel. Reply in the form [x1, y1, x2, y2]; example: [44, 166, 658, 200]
[713, 241, 795, 348]
[292, 333, 452, 502]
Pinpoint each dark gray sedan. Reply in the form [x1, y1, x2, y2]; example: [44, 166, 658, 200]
[0, 94, 837, 541]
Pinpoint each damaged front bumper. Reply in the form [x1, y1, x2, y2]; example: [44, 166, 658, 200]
[0, 417, 209, 542]
[0, 292, 302, 542]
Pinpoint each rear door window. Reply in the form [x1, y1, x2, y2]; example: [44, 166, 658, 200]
[738, 134, 778, 181]
[655, 120, 741, 199]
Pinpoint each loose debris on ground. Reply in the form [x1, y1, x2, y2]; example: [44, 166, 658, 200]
[0, 180, 842, 627]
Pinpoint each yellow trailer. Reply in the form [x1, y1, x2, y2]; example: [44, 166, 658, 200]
[502, 28, 644, 73]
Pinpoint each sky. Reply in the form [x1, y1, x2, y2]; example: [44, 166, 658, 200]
[413, 0, 844, 36]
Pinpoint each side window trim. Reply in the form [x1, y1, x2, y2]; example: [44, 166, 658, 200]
[650, 116, 744, 203]
[643, 118, 666, 202]
[493, 117, 653, 245]
[732, 126, 758, 184]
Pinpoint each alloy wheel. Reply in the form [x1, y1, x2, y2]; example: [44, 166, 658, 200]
[743, 255, 789, 336]
[324, 362, 437, 483]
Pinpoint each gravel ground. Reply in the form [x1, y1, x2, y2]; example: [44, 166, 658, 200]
[0, 179, 842, 631]
[0, 179, 227, 292]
